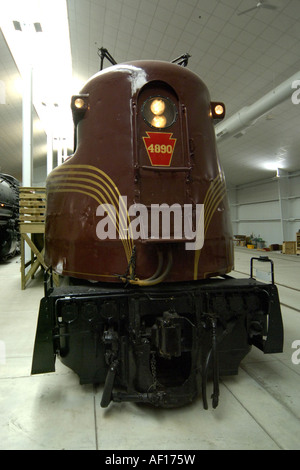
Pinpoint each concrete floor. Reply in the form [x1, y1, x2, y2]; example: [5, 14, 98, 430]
[0, 247, 299, 450]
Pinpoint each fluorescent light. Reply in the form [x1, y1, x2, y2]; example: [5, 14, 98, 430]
[263, 161, 280, 171]
[33, 22, 42, 32]
[13, 20, 21, 31]
[262, 159, 285, 171]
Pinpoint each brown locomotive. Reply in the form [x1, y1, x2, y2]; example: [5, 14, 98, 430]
[45, 60, 232, 283]
[32, 59, 283, 410]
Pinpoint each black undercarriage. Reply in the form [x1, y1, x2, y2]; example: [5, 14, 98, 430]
[31, 258, 284, 410]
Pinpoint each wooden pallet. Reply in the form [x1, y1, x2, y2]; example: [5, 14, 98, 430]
[19, 187, 58, 289]
[19, 187, 46, 222]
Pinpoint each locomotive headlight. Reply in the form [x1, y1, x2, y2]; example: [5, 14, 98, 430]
[142, 96, 177, 129]
[151, 115, 167, 128]
[150, 99, 165, 116]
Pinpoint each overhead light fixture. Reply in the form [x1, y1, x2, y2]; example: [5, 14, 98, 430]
[33, 22, 42, 33]
[13, 20, 22, 31]
[262, 158, 285, 171]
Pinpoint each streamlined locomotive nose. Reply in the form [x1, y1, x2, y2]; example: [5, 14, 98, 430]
[44, 60, 232, 284]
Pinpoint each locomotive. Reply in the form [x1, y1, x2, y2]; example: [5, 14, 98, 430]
[31, 57, 284, 410]
[0, 173, 20, 260]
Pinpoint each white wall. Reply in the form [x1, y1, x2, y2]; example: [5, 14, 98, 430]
[33, 163, 47, 186]
[228, 170, 300, 246]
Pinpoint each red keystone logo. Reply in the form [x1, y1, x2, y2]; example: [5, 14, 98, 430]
[143, 132, 177, 166]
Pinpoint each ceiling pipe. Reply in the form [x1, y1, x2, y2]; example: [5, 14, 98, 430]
[215, 71, 300, 142]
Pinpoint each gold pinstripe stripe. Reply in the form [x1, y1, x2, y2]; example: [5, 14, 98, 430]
[63, 269, 117, 279]
[47, 180, 133, 258]
[50, 164, 131, 224]
[194, 175, 227, 279]
[47, 164, 134, 263]
[49, 166, 132, 240]
[47, 187, 132, 263]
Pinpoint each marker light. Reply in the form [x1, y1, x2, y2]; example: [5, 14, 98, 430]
[214, 104, 224, 115]
[210, 101, 226, 123]
[142, 96, 177, 129]
[74, 98, 85, 109]
[71, 94, 89, 125]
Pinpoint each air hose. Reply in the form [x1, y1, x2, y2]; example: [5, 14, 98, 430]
[120, 249, 173, 286]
